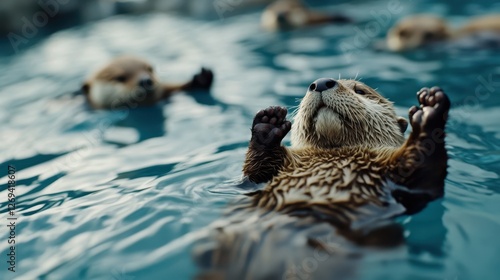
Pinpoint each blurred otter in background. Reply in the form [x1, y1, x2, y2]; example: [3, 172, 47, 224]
[261, 0, 351, 31]
[81, 56, 213, 109]
[386, 14, 500, 51]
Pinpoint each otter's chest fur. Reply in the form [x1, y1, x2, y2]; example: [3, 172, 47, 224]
[252, 147, 404, 225]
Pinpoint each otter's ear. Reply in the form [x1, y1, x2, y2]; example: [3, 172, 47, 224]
[397, 117, 408, 133]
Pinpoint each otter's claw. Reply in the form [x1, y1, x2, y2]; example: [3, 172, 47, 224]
[191, 67, 214, 90]
[410, 87, 450, 135]
[252, 106, 291, 147]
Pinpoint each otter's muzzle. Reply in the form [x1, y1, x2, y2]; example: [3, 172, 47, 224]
[138, 74, 155, 91]
[277, 12, 288, 25]
[309, 78, 336, 93]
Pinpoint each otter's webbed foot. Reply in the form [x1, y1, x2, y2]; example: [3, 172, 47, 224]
[190, 67, 214, 90]
[251, 106, 291, 148]
[409, 86, 450, 136]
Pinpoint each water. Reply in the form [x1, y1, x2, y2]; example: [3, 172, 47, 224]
[1, 0, 499, 279]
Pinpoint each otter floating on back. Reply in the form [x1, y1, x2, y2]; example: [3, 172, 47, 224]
[195, 78, 450, 279]
[261, 0, 351, 31]
[81, 56, 213, 109]
[386, 14, 500, 51]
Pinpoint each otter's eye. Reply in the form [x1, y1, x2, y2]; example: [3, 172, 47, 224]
[354, 86, 365, 95]
[115, 75, 127, 82]
[146, 66, 153, 72]
[398, 29, 410, 38]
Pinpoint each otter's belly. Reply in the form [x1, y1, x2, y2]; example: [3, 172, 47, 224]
[195, 195, 405, 280]
[196, 152, 409, 278]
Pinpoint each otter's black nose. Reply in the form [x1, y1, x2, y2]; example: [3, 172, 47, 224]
[277, 12, 288, 25]
[138, 77, 154, 89]
[309, 78, 336, 93]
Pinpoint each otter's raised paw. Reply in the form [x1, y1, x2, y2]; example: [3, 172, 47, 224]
[409, 86, 450, 135]
[191, 67, 214, 90]
[251, 106, 291, 147]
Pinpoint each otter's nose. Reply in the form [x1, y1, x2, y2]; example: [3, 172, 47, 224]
[309, 78, 336, 93]
[277, 12, 288, 24]
[138, 76, 154, 89]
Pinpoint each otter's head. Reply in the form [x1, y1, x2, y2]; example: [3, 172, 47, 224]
[81, 56, 160, 109]
[261, 0, 310, 31]
[291, 78, 408, 149]
[387, 15, 451, 51]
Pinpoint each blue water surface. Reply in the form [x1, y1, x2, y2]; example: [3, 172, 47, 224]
[1, 0, 500, 279]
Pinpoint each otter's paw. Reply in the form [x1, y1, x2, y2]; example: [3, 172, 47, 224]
[251, 106, 291, 147]
[190, 67, 214, 90]
[409, 86, 450, 135]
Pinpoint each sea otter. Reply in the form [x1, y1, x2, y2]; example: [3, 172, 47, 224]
[81, 56, 213, 109]
[386, 14, 500, 51]
[195, 78, 450, 279]
[261, 0, 351, 31]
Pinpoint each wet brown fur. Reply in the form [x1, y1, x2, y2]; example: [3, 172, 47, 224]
[387, 14, 500, 51]
[261, 0, 351, 31]
[81, 56, 213, 109]
[196, 80, 449, 279]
